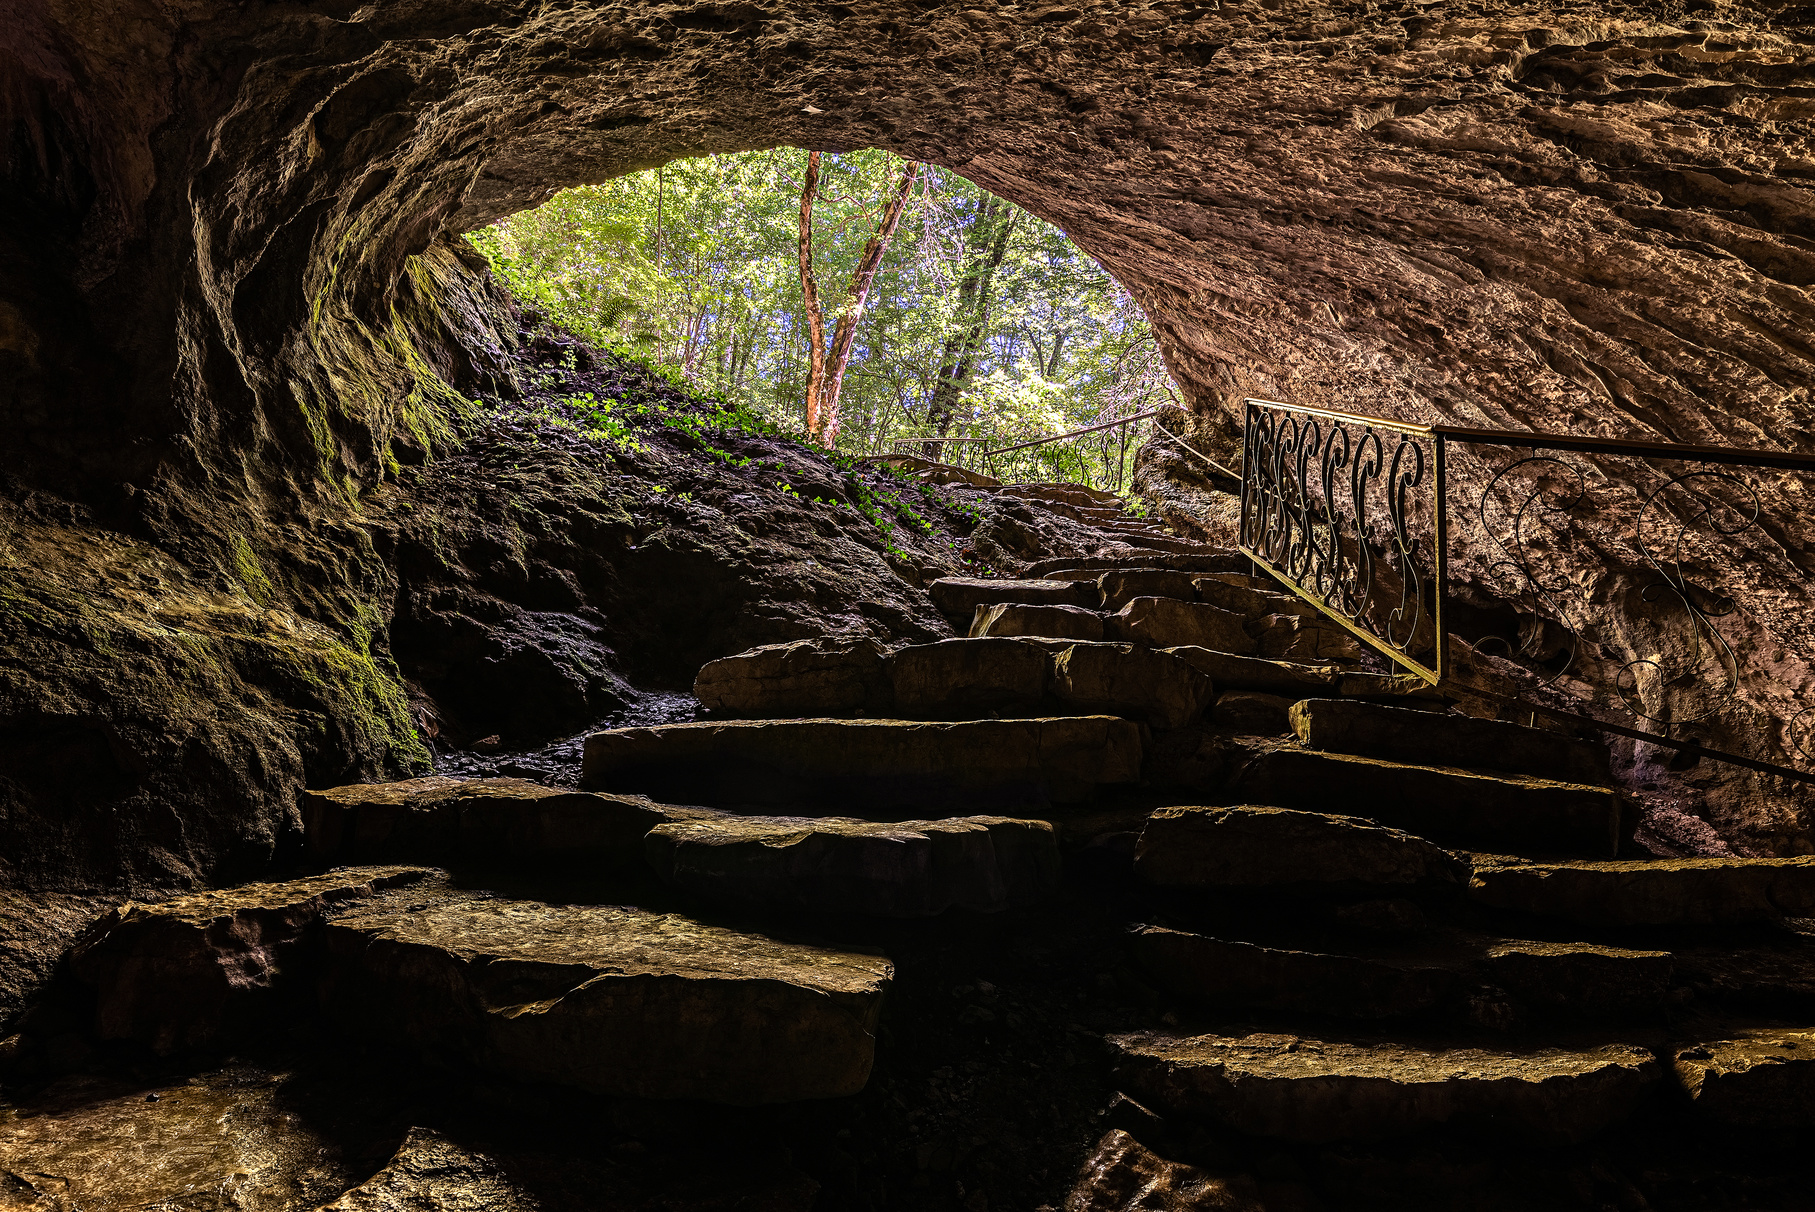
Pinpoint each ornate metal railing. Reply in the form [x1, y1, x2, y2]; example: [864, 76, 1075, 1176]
[1239, 396, 1815, 781]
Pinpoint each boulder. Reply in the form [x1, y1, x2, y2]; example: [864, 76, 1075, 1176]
[889, 637, 1050, 716]
[65, 867, 428, 1054]
[1134, 805, 1460, 889]
[1292, 698, 1611, 784]
[1247, 613, 1366, 662]
[644, 813, 1059, 916]
[302, 777, 718, 871]
[1063, 1130, 1266, 1212]
[1110, 598, 1254, 654]
[1111, 1031, 1659, 1143]
[1161, 648, 1342, 696]
[1210, 691, 1293, 734]
[970, 602, 1106, 641]
[0, 1069, 355, 1209]
[1131, 927, 1458, 1019]
[1048, 643, 1214, 730]
[928, 576, 1097, 628]
[1225, 745, 1623, 858]
[1469, 856, 1815, 925]
[319, 1128, 538, 1211]
[581, 716, 1143, 815]
[320, 892, 892, 1104]
[1471, 940, 1672, 1018]
[1022, 552, 1247, 579]
[1673, 1028, 1815, 1126]
[1098, 569, 1201, 610]
[693, 635, 888, 718]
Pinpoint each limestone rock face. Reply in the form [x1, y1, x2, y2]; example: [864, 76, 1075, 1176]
[317, 1128, 541, 1211]
[1469, 856, 1815, 925]
[581, 716, 1144, 814]
[1098, 570, 1201, 612]
[1063, 1130, 1266, 1212]
[1112, 1031, 1659, 1143]
[1110, 598, 1254, 654]
[320, 893, 891, 1104]
[970, 602, 1106, 642]
[301, 777, 715, 871]
[928, 578, 1097, 630]
[644, 814, 1059, 916]
[1135, 805, 1460, 889]
[1048, 643, 1214, 731]
[694, 636, 889, 719]
[66, 867, 428, 1054]
[1292, 698, 1612, 784]
[1673, 1028, 1815, 1126]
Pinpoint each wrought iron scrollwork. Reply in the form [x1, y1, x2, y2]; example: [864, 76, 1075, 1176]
[1239, 401, 1441, 678]
[1473, 455, 1590, 685]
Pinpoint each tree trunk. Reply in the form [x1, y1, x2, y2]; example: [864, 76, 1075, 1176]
[798, 151, 830, 441]
[926, 196, 1018, 438]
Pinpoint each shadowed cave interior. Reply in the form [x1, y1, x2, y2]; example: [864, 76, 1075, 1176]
[5, 0, 1815, 1208]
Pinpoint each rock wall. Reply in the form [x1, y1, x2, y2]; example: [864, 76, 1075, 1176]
[6, 0, 1815, 883]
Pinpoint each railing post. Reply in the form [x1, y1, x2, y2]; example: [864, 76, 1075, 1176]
[1433, 432, 1449, 683]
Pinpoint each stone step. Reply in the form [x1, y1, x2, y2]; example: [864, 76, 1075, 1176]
[1107, 596, 1365, 662]
[1021, 551, 1247, 579]
[1131, 925, 1672, 1023]
[1469, 855, 1815, 925]
[696, 636, 1214, 731]
[1220, 741, 1625, 858]
[320, 882, 891, 1104]
[65, 867, 429, 1054]
[993, 481, 1125, 508]
[1161, 647, 1343, 697]
[580, 716, 1143, 815]
[970, 601, 1105, 641]
[1672, 1026, 1815, 1126]
[319, 1128, 537, 1211]
[302, 776, 713, 870]
[1110, 1030, 1659, 1143]
[1293, 697, 1612, 785]
[645, 813, 1059, 916]
[927, 575, 1097, 629]
[1134, 805, 1462, 890]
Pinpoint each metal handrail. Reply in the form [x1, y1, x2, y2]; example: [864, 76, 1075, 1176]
[982, 407, 1169, 457]
[1237, 395, 1815, 782]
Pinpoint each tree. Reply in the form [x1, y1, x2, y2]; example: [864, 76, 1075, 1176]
[797, 151, 921, 446]
[926, 195, 1020, 436]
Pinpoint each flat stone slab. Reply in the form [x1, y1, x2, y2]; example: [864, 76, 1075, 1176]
[645, 813, 1058, 916]
[321, 891, 891, 1104]
[1135, 805, 1461, 889]
[928, 576, 1096, 628]
[1111, 1030, 1659, 1143]
[1160, 647, 1342, 696]
[1099, 568, 1201, 610]
[1292, 698, 1611, 785]
[581, 716, 1143, 814]
[1211, 690, 1294, 734]
[1193, 574, 1315, 621]
[66, 867, 427, 1054]
[1132, 927, 1459, 1019]
[890, 636, 1049, 716]
[1110, 597, 1255, 654]
[303, 776, 717, 870]
[1132, 926, 1670, 1022]
[1673, 1028, 1815, 1126]
[694, 635, 888, 718]
[1225, 744, 1623, 858]
[970, 601, 1106, 641]
[1470, 856, 1815, 925]
[1048, 642, 1214, 731]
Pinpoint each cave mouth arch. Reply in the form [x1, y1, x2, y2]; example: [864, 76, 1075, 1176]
[4, 2, 1815, 885]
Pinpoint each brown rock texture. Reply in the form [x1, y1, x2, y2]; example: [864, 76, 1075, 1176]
[1134, 804, 1461, 888]
[1672, 1027, 1815, 1126]
[928, 577, 1098, 631]
[1292, 697, 1613, 783]
[695, 636, 890, 718]
[1110, 597, 1255, 653]
[320, 891, 892, 1103]
[1469, 854, 1815, 924]
[317, 1128, 542, 1211]
[1063, 1130, 1267, 1212]
[970, 601, 1107, 642]
[1112, 1031, 1660, 1143]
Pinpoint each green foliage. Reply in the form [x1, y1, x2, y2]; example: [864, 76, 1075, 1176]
[474, 149, 1178, 492]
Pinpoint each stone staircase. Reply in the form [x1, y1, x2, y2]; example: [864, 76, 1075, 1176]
[16, 543, 1815, 1208]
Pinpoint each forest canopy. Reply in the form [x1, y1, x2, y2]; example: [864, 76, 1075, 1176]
[470, 149, 1178, 480]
